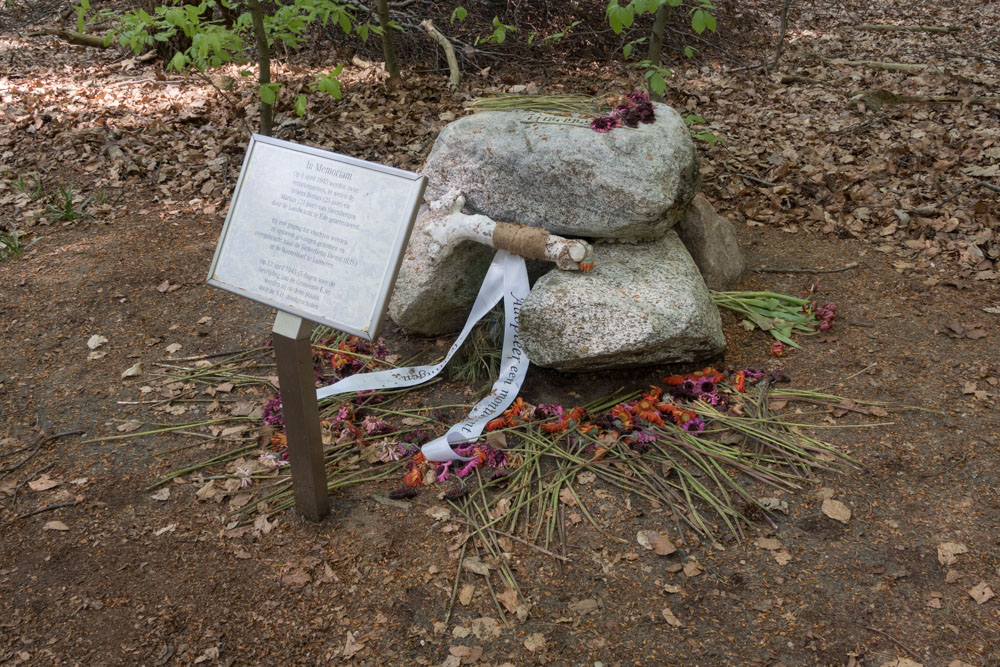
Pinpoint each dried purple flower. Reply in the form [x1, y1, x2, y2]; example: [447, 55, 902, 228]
[262, 395, 284, 427]
[681, 378, 699, 398]
[400, 429, 431, 445]
[682, 417, 705, 435]
[590, 116, 619, 133]
[456, 458, 480, 478]
[362, 416, 392, 435]
[634, 430, 656, 444]
[436, 461, 453, 482]
[635, 101, 655, 123]
[484, 446, 507, 469]
[535, 403, 564, 418]
[626, 90, 650, 104]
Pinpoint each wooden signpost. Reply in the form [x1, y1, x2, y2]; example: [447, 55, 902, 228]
[208, 135, 426, 520]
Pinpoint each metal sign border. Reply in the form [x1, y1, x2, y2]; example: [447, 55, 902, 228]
[206, 134, 426, 340]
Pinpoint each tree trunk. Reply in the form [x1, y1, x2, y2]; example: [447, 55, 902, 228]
[375, 0, 401, 82]
[647, 3, 669, 101]
[247, 0, 273, 136]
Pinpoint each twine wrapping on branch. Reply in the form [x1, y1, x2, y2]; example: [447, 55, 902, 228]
[492, 221, 552, 262]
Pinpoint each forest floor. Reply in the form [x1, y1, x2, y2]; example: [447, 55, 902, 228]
[2, 0, 1000, 665]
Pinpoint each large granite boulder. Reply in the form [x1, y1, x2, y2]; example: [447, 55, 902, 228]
[675, 194, 744, 290]
[422, 104, 700, 241]
[519, 232, 726, 371]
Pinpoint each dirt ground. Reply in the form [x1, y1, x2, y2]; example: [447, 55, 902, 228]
[2, 0, 1000, 665]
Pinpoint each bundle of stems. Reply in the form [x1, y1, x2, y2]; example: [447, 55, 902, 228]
[711, 291, 818, 348]
[469, 94, 602, 115]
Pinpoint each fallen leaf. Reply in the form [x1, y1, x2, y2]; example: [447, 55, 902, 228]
[648, 532, 677, 556]
[28, 474, 61, 491]
[193, 647, 220, 664]
[968, 581, 995, 604]
[497, 586, 518, 614]
[471, 616, 501, 639]
[773, 550, 793, 566]
[253, 513, 274, 535]
[117, 420, 142, 433]
[756, 537, 782, 551]
[577, 471, 596, 485]
[683, 560, 703, 578]
[43, 520, 69, 531]
[282, 569, 311, 588]
[121, 361, 143, 378]
[462, 556, 490, 576]
[523, 632, 546, 653]
[821, 498, 851, 523]
[945, 569, 963, 583]
[459, 584, 475, 606]
[154, 524, 176, 536]
[427, 504, 453, 521]
[87, 334, 108, 350]
[880, 660, 923, 667]
[452, 625, 471, 638]
[558, 486, 577, 507]
[165, 343, 182, 354]
[568, 598, 599, 615]
[195, 480, 217, 500]
[342, 632, 364, 658]
[87, 350, 107, 360]
[661, 607, 684, 627]
[150, 487, 170, 501]
[937, 542, 969, 566]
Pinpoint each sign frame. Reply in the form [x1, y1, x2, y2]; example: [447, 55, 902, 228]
[206, 134, 426, 340]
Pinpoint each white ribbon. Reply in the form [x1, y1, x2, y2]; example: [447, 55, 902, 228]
[315, 250, 530, 461]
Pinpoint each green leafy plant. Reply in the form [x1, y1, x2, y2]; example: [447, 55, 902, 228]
[76, 0, 353, 131]
[449, 5, 466, 24]
[475, 16, 515, 45]
[528, 19, 583, 46]
[14, 172, 43, 200]
[0, 228, 34, 260]
[607, 0, 716, 97]
[44, 184, 93, 223]
[683, 112, 722, 146]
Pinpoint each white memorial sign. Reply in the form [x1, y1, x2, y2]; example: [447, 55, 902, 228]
[208, 134, 426, 339]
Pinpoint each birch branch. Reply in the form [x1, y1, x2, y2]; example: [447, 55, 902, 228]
[420, 20, 461, 89]
[426, 192, 594, 271]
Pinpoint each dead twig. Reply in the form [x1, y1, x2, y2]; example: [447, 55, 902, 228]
[855, 24, 961, 34]
[827, 58, 934, 74]
[755, 262, 859, 275]
[780, 74, 823, 85]
[420, 20, 460, 89]
[863, 625, 922, 660]
[0, 430, 82, 482]
[27, 29, 110, 48]
[10, 462, 54, 503]
[4, 500, 80, 526]
[764, 0, 793, 74]
[722, 162, 777, 188]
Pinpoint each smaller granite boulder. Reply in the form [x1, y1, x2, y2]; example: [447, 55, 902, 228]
[520, 232, 726, 371]
[388, 205, 494, 335]
[674, 195, 744, 290]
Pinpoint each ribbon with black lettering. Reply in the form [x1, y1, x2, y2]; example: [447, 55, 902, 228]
[315, 250, 530, 461]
